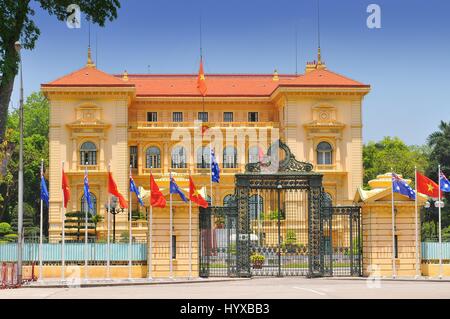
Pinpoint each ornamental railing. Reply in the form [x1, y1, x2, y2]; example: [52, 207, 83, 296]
[132, 121, 279, 129]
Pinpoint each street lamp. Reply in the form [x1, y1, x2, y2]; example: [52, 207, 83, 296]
[15, 41, 24, 284]
[105, 196, 124, 243]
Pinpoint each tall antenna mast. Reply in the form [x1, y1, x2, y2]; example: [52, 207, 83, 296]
[199, 14, 205, 114]
[295, 25, 298, 76]
[88, 18, 91, 48]
[95, 28, 98, 68]
[317, 0, 322, 64]
[200, 15, 203, 59]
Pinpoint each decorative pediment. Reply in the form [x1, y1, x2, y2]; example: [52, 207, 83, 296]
[67, 104, 110, 130]
[304, 103, 345, 137]
[245, 140, 313, 173]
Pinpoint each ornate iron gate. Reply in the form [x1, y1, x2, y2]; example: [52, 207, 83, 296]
[198, 141, 362, 278]
[234, 141, 324, 277]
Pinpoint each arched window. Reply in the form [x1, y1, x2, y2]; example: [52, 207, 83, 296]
[206, 195, 212, 206]
[81, 193, 97, 215]
[223, 146, 237, 168]
[171, 146, 187, 168]
[317, 142, 333, 165]
[80, 142, 97, 165]
[223, 194, 234, 207]
[248, 146, 262, 164]
[249, 194, 264, 220]
[146, 147, 161, 168]
[196, 146, 211, 169]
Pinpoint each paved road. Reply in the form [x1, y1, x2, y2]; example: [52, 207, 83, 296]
[1, 278, 449, 299]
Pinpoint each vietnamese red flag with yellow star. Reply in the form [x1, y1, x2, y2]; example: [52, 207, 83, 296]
[189, 176, 208, 208]
[417, 172, 441, 198]
[197, 58, 207, 96]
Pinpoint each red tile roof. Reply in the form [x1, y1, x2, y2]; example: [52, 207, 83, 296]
[41, 66, 134, 88]
[42, 67, 369, 97]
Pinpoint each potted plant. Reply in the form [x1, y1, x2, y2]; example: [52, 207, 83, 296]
[250, 252, 265, 269]
[282, 230, 298, 253]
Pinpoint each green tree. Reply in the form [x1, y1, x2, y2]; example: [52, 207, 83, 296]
[424, 121, 450, 240]
[10, 202, 40, 239]
[426, 121, 450, 180]
[0, 0, 121, 142]
[363, 137, 429, 187]
[64, 211, 95, 242]
[0, 222, 17, 243]
[91, 214, 104, 239]
[0, 92, 49, 227]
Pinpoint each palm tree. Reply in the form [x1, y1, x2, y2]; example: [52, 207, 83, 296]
[427, 121, 450, 179]
[425, 121, 450, 240]
[91, 214, 104, 240]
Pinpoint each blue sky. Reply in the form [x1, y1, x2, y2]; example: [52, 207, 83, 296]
[11, 0, 450, 145]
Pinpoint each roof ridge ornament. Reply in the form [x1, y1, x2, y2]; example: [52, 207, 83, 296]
[245, 140, 314, 173]
[86, 46, 96, 68]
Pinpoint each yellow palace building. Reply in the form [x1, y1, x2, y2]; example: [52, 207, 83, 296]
[41, 49, 371, 277]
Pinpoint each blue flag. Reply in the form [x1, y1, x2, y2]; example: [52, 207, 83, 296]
[40, 175, 49, 206]
[440, 172, 450, 193]
[130, 176, 144, 206]
[392, 173, 416, 200]
[211, 149, 220, 183]
[84, 170, 93, 210]
[170, 176, 188, 202]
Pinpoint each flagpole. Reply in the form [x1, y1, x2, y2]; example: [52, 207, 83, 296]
[128, 165, 133, 280]
[209, 149, 215, 264]
[147, 171, 153, 280]
[169, 171, 174, 279]
[107, 164, 111, 279]
[61, 162, 65, 282]
[210, 148, 213, 206]
[391, 170, 396, 279]
[84, 165, 88, 281]
[147, 169, 153, 280]
[39, 159, 44, 281]
[257, 189, 261, 245]
[438, 165, 443, 279]
[414, 167, 419, 278]
[189, 176, 192, 280]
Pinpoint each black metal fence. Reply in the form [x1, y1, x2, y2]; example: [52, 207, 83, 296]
[322, 206, 362, 277]
[199, 206, 238, 278]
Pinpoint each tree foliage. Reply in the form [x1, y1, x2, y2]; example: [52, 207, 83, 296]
[363, 137, 429, 187]
[0, 0, 121, 142]
[0, 92, 49, 236]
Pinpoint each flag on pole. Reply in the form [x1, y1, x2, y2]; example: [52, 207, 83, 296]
[417, 172, 441, 198]
[84, 169, 93, 210]
[201, 124, 210, 136]
[189, 176, 209, 208]
[197, 58, 207, 96]
[130, 175, 144, 206]
[62, 168, 70, 208]
[392, 173, 416, 200]
[170, 176, 188, 202]
[108, 172, 128, 209]
[440, 172, 450, 192]
[258, 147, 265, 162]
[211, 149, 220, 183]
[40, 174, 49, 207]
[150, 173, 166, 208]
